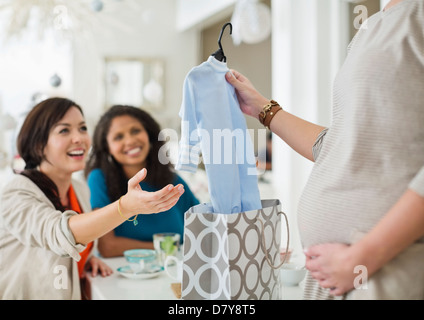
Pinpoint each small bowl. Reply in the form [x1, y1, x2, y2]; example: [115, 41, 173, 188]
[124, 249, 156, 273]
[280, 263, 306, 287]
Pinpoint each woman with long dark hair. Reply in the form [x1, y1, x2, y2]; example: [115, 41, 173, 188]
[85, 105, 199, 257]
[0, 98, 184, 299]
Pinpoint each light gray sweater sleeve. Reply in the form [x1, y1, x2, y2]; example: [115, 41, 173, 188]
[312, 128, 329, 161]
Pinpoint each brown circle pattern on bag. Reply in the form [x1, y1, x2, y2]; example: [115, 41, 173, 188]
[181, 200, 282, 300]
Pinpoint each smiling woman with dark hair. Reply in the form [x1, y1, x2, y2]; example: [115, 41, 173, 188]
[0, 98, 184, 299]
[85, 105, 199, 257]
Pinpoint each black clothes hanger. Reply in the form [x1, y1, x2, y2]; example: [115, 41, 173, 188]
[211, 22, 232, 63]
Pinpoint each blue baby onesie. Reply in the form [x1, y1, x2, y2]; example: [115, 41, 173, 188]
[175, 56, 262, 214]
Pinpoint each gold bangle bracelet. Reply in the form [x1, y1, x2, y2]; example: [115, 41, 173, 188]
[117, 196, 138, 226]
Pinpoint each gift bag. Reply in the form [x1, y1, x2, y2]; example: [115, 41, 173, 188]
[181, 199, 289, 300]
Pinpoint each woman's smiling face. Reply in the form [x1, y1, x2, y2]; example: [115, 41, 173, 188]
[106, 115, 150, 174]
[40, 106, 91, 176]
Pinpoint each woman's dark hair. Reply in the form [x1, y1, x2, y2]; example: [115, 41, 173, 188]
[84, 105, 175, 202]
[17, 97, 83, 211]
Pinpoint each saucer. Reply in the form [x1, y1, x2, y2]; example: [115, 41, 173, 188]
[117, 265, 163, 279]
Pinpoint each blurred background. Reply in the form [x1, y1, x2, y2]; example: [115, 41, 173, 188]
[0, 0, 388, 253]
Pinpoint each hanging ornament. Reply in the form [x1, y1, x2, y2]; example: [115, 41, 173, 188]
[49, 73, 62, 87]
[231, 0, 271, 45]
[91, 0, 104, 12]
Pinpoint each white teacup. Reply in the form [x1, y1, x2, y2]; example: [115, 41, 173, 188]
[129, 260, 146, 273]
[124, 249, 156, 274]
[164, 255, 183, 282]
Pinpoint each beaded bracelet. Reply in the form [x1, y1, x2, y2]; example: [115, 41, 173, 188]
[118, 196, 138, 226]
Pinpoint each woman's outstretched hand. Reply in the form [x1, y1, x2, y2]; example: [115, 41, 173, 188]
[120, 168, 185, 217]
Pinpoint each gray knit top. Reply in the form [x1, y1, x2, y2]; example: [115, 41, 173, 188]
[297, 0, 424, 299]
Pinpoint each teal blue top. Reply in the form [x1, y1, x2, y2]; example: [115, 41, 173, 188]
[87, 168, 199, 242]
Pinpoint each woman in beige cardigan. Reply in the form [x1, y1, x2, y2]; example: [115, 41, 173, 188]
[0, 97, 185, 299]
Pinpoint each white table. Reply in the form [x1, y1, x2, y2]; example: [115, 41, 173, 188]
[87, 256, 177, 300]
[87, 256, 303, 300]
